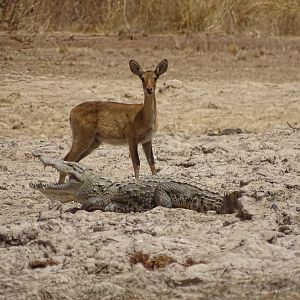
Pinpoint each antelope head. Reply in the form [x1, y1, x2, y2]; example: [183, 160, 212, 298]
[129, 59, 168, 95]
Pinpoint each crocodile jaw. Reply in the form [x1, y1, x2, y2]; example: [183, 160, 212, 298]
[32, 151, 90, 182]
[30, 180, 81, 203]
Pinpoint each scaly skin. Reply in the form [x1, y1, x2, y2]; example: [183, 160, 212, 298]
[30, 152, 241, 214]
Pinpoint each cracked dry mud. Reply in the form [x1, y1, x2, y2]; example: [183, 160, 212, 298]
[0, 33, 299, 299]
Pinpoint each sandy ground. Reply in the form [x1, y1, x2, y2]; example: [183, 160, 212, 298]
[0, 32, 300, 299]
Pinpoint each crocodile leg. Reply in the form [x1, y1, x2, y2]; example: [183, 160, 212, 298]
[81, 195, 149, 213]
[222, 191, 241, 213]
[81, 196, 109, 211]
[153, 182, 226, 212]
[104, 202, 134, 213]
[154, 186, 172, 208]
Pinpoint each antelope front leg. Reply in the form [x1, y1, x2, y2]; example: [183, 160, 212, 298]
[129, 140, 140, 179]
[142, 140, 156, 175]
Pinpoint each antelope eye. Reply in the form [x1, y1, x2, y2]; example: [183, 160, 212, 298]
[141, 77, 145, 82]
[154, 77, 157, 81]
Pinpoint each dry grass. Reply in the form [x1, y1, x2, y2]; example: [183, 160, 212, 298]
[130, 251, 176, 270]
[0, 0, 299, 35]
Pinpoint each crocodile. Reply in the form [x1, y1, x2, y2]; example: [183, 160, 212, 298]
[30, 152, 243, 214]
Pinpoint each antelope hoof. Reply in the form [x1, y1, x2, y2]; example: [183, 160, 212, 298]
[134, 167, 140, 179]
[150, 165, 157, 175]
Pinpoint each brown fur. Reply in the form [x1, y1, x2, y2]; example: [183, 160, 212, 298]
[59, 59, 168, 182]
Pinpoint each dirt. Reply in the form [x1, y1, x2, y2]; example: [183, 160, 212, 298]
[0, 32, 299, 299]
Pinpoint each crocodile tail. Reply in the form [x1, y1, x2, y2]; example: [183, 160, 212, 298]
[222, 191, 242, 213]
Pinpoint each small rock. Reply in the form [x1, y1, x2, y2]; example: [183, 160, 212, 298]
[235, 52, 247, 61]
[165, 79, 183, 89]
[278, 225, 292, 235]
[0, 224, 38, 246]
[266, 234, 278, 244]
[108, 61, 116, 67]
[176, 161, 196, 168]
[158, 85, 169, 93]
[239, 179, 249, 187]
[124, 92, 135, 99]
[254, 192, 265, 201]
[12, 121, 25, 130]
[222, 220, 237, 227]
[159, 79, 183, 93]
[103, 49, 116, 55]
[0, 165, 8, 172]
[93, 221, 109, 232]
[207, 102, 218, 109]
[207, 210, 217, 215]
[223, 220, 231, 227]
[236, 196, 254, 220]
[207, 128, 242, 136]
[201, 146, 215, 154]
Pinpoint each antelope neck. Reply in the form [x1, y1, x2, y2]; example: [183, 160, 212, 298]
[143, 93, 157, 126]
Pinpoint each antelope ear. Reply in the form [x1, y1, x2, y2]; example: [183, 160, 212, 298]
[129, 60, 143, 77]
[155, 59, 168, 77]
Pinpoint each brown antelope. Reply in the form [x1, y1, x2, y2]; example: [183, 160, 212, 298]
[58, 59, 168, 183]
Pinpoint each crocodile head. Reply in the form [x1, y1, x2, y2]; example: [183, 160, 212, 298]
[30, 152, 111, 203]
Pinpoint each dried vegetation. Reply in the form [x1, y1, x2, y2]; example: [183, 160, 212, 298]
[130, 251, 176, 270]
[0, 0, 299, 35]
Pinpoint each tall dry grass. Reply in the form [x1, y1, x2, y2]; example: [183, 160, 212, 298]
[0, 0, 299, 35]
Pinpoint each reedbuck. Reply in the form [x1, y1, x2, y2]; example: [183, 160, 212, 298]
[58, 59, 168, 183]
